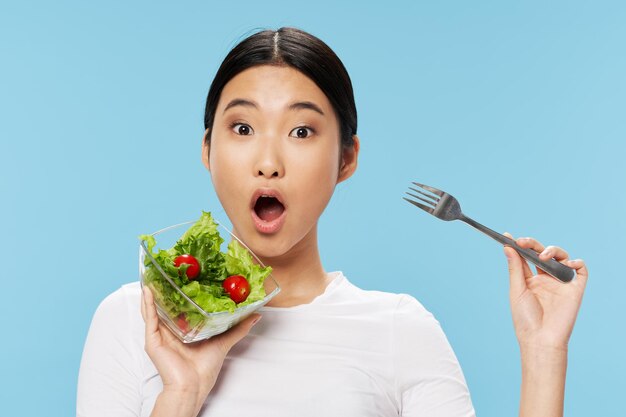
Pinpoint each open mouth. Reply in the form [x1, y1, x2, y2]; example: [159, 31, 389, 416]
[254, 196, 285, 222]
[251, 190, 287, 234]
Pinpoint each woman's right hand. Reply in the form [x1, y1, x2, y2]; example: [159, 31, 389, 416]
[141, 286, 261, 417]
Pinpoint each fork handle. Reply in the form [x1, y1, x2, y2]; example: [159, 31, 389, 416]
[459, 215, 576, 283]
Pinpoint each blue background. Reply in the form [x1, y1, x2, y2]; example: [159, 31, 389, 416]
[2, 1, 624, 416]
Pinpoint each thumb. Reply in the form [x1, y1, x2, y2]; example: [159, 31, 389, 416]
[215, 314, 261, 353]
[503, 234, 526, 297]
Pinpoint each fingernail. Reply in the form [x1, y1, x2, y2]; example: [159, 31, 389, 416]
[252, 315, 262, 326]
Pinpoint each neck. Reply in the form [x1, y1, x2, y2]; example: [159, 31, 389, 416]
[260, 226, 331, 308]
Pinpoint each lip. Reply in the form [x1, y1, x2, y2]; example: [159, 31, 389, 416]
[250, 188, 287, 234]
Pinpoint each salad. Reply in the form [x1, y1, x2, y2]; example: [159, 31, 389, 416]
[140, 211, 272, 331]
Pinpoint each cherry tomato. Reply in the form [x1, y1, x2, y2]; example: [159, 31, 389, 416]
[223, 275, 251, 304]
[173, 254, 200, 280]
[176, 313, 189, 333]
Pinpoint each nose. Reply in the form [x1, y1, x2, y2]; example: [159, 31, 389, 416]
[254, 138, 284, 179]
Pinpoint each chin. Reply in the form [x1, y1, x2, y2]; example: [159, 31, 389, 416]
[248, 226, 314, 264]
[247, 234, 295, 261]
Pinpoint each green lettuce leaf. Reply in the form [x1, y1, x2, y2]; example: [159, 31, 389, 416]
[139, 211, 272, 323]
[224, 240, 272, 306]
[173, 211, 226, 282]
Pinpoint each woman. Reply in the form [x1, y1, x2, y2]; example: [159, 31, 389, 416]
[77, 27, 588, 417]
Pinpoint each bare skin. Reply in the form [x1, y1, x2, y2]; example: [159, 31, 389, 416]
[504, 234, 588, 417]
[141, 66, 588, 417]
[141, 286, 261, 417]
[203, 66, 358, 308]
[144, 66, 360, 417]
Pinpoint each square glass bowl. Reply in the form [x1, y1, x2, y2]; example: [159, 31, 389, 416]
[139, 220, 280, 343]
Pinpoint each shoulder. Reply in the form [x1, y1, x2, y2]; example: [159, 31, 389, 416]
[80, 281, 146, 375]
[77, 282, 148, 416]
[86, 282, 144, 350]
[345, 280, 475, 414]
[327, 274, 439, 340]
[338, 274, 432, 320]
[93, 281, 142, 324]
[315, 275, 474, 413]
[337, 275, 454, 360]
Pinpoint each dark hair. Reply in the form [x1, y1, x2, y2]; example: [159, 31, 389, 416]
[203, 27, 357, 147]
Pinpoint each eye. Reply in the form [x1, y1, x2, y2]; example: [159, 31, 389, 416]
[289, 126, 314, 139]
[231, 123, 254, 136]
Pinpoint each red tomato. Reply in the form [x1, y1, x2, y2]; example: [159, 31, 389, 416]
[223, 275, 251, 304]
[174, 254, 200, 280]
[176, 313, 189, 333]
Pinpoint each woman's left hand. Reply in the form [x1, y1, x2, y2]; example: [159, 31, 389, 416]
[503, 234, 588, 351]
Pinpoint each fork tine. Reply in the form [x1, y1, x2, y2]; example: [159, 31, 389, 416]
[408, 186, 440, 202]
[412, 181, 444, 197]
[405, 191, 437, 208]
[403, 196, 435, 213]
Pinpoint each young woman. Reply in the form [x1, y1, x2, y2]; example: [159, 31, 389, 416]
[77, 27, 588, 417]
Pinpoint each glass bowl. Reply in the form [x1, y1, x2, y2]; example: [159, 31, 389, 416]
[139, 220, 280, 343]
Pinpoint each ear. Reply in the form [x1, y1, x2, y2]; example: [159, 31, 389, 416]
[201, 128, 211, 171]
[337, 135, 360, 184]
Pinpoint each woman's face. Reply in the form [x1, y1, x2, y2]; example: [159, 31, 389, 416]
[203, 65, 357, 261]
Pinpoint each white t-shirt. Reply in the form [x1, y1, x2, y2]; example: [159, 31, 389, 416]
[77, 272, 475, 417]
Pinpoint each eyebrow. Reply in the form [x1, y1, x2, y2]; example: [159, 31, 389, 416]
[223, 98, 325, 116]
[288, 101, 325, 116]
[223, 98, 257, 114]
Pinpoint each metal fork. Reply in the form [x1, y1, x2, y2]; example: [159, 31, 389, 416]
[404, 182, 575, 283]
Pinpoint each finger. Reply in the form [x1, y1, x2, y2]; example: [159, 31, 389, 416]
[141, 286, 147, 321]
[566, 259, 589, 286]
[516, 237, 549, 276]
[214, 314, 262, 355]
[158, 321, 180, 348]
[142, 286, 160, 338]
[503, 231, 514, 240]
[504, 233, 533, 280]
[516, 236, 546, 253]
[504, 245, 527, 296]
[520, 254, 536, 278]
[540, 245, 569, 262]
